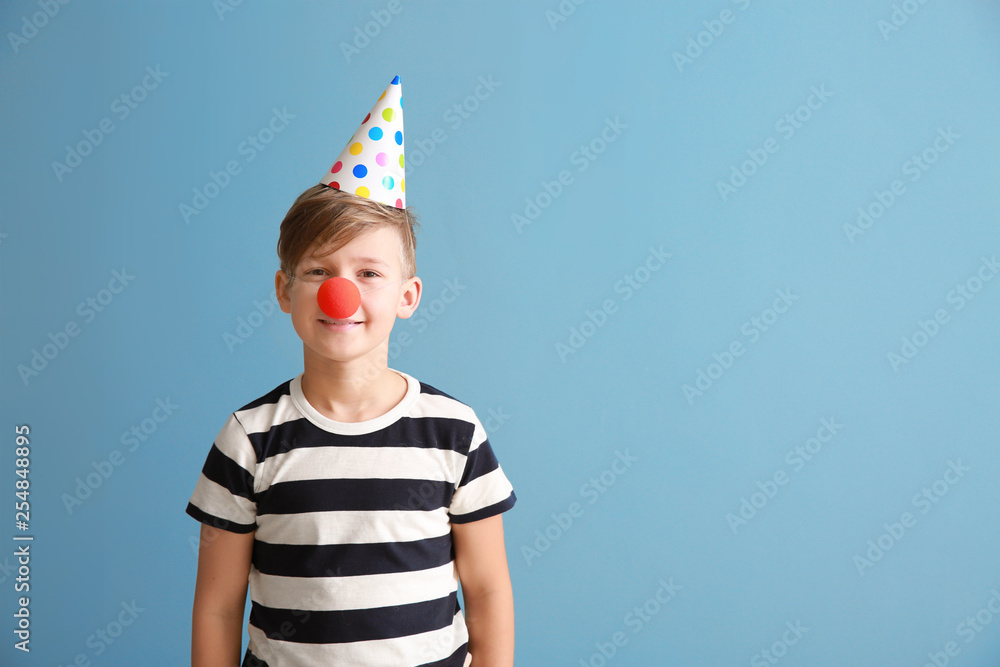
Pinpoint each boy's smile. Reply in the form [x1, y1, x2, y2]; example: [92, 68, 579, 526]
[318, 319, 362, 333]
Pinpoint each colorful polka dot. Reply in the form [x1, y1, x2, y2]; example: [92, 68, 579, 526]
[322, 77, 406, 210]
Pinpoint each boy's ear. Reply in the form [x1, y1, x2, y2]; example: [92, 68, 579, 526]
[395, 276, 422, 319]
[275, 270, 292, 314]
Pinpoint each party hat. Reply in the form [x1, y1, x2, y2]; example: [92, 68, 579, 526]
[320, 75, 406, 208]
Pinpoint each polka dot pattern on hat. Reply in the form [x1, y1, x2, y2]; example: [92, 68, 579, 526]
[319, 76, 406, 209]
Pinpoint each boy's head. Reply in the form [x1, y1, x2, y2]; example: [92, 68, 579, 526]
[274, 184, 422, 370]
[277, 184, 418, 281]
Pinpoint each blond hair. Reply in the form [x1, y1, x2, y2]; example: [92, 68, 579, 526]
[277, 184, 418, 279]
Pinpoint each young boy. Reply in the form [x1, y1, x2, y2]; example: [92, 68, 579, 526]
[186, 76, 516, 667]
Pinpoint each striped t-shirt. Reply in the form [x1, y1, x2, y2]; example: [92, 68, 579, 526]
[186, 371, 516, 667]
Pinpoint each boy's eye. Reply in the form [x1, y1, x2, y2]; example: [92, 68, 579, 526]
[360, 270, 381, 279]
[302, 268, 328, 281]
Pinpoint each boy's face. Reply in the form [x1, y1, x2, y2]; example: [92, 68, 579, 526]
[275, 226, 421, 372]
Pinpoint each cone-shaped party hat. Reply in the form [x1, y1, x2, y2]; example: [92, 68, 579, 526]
[320, 75, 405, 208]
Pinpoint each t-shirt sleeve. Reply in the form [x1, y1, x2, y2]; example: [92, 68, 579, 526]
[449, 414, 516, 524]
[185, 413, 258, 534]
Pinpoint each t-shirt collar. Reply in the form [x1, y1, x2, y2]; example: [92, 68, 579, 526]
[289, 369, 419, 435]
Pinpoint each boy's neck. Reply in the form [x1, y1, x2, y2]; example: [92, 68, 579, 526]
[299, 357, 408, 424]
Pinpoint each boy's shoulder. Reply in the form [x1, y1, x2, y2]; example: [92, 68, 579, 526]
[404, 374, 484, 425]
[412, 376, 463, 404]
[235, 376, 295, 413]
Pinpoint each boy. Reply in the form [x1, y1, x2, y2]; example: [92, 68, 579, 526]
[186, 76, 516, 667]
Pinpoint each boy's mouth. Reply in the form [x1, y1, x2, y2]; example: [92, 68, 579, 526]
[319, 318, 362, 326]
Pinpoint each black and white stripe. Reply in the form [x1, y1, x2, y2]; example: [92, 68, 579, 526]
[187, 371, 515, 667]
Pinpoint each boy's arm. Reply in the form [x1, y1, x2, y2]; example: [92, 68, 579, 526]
[192, 524, 255, 667]
[452, 514, 515, 667]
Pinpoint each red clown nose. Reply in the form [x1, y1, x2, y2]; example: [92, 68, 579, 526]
[317, 277, 361, 319]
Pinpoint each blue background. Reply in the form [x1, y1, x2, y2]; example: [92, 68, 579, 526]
[3, 0, 1000, 664]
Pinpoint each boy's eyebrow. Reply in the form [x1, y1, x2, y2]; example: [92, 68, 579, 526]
[353, 256, 391, 267]
[303, 254, 391, 268]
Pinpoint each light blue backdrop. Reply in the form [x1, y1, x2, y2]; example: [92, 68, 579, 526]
[3, 1, 1000, 665]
